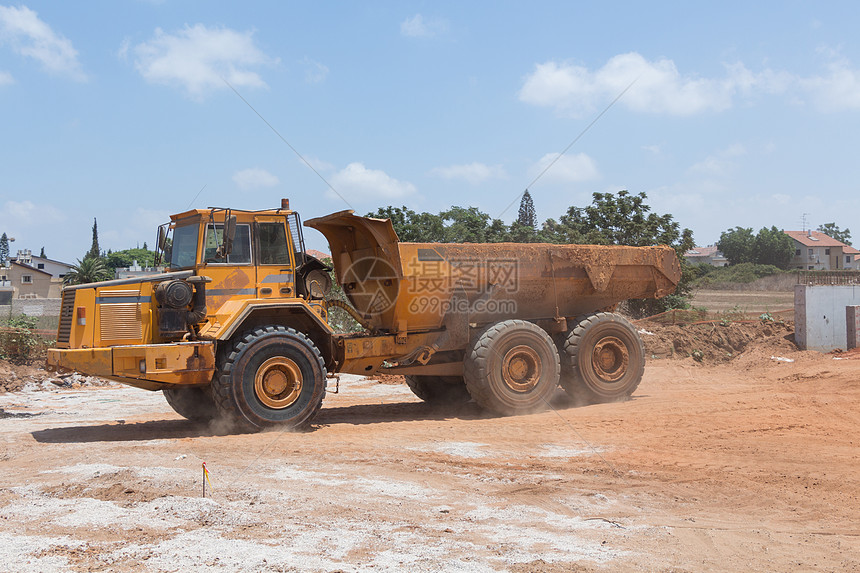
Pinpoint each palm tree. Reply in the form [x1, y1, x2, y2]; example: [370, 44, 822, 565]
[63, 257, 112, 285]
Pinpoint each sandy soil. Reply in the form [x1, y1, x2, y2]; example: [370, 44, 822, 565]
[689, 289, 795, 314]
[1, 324, 859, 572]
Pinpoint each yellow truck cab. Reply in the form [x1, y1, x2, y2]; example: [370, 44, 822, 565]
[49, 200, 334, 429]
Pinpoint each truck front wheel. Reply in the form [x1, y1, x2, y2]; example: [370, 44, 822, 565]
[463, 319, 560, 415]
[562, 312, 644, 403]
[162, 386, 218, 422]
[213, 326, 327, 432]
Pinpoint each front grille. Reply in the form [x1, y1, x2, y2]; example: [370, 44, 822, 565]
[57, 291, 75, 346]
[100, 303, 142, 341]
[98, 290, 143, 343]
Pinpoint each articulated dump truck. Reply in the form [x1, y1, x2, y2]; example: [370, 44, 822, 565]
[47, 200, 680, 431]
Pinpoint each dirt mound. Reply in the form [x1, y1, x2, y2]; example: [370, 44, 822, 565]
[636, 319, 797, 364]
[0, 360, 57, 393]
[0, 359, 111, 393]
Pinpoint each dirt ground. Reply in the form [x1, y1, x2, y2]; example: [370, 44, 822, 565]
[688, 289, 795, 314]
[1, 321, 859, 572]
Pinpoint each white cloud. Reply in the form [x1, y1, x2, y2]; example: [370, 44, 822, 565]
[799, 58, 860, 111]
[520, 50, 860, 116]
[131, 24, 275, 98]
[689, 144, 746, 176]
[519, 52, 756, 116]
[1, 200, 63, 225]
[4, 200, 37, 222]
[0, 69, 12, 85]
[303, 156, 335, 173]
[132, 207, 169, 230]
[301, 57, 328, 84]
[329, 162, 416, 201]
[0, 5, 85, 81]
[530, 152, 599, 183]
[429, 162, 507, 185]
[100, 207, 168, 250]
[400, 14, 448, 38]
[233, 168, 280, 191]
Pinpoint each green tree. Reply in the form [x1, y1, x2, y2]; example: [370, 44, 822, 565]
[87, 218, 101, 260]
[717, 227, 755, 265]
[537, 210, 588, 244]
[0, 233, 8, 266]
[366, 206, 446, 242]
[579, 191, 686, 247]
[39, 246, 46, 258]
[517, 190, 537, 230]
[486, 218, 511, 242]
[440, 206, 492, 243]
[105, 248, 156, 271]
[753, 226, 794, 269]
[817, 222, 852, 246]
[368, 205, 513, 244]
[63, 257, 112, 285]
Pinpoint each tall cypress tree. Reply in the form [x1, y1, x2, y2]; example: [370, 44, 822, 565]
[87, 218, 101, 260]
[0, 233, 8, 266]
[517, 190, 537, 230]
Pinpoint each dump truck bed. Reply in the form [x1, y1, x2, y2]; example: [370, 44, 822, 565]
[306, 211, 680, 333]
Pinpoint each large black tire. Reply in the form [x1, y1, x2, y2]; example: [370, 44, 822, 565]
[162, 386, 218, 422]
[404, 375, 471, 404]
[463, 319, 560, 416]
[562, 312, 645, 403]
[212, 326, 327, 432]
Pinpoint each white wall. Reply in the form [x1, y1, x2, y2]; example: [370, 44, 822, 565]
[795, 285, 860, 351]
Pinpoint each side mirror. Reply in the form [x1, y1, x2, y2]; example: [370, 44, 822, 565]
[157, 226, 166, 251]
[155, 225, 167, 265]
[217, 215, 237, 257]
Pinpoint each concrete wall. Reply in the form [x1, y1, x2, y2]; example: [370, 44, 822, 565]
[0, 298, 61, 330]
[0, 298, 61, 316]
[848, 306, 860, 350]
[795, 285, 860, 351]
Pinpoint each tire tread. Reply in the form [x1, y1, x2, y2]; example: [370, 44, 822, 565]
[212, 325, 326, 431]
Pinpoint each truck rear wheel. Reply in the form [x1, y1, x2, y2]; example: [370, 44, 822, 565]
[162, 386, 218, 422]
[562, 312, 644, 403]
[463, 319, 560, 415]
[213, 326, 327, 432]
[404, 375, 470, 404]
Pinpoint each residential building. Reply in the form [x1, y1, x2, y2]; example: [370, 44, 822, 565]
[784, 231, 859, 270]
[11, 249, 72, 280]
[0, 261, 53, 298]
[684, 246, 728, 267]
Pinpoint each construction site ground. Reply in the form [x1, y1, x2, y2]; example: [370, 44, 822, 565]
[1, 320, 858, 572]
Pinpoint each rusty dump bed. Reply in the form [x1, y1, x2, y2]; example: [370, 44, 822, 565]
[305, 211, 681, 333]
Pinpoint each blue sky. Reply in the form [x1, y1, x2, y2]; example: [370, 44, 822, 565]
[2, 1, 860, 262]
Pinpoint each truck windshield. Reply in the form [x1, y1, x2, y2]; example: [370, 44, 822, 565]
[169, 223, 199, 269]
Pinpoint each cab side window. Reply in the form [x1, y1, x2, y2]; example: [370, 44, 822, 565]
[204, 224, 252, 264]
[259, 222, 291, 265]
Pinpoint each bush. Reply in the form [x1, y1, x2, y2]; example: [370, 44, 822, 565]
[691, 263, 783, 288]
[321, 257, 364, 334]
[0, 314, 46, 365]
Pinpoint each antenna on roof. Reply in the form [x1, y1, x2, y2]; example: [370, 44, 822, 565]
[800, 213, 810, 233]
